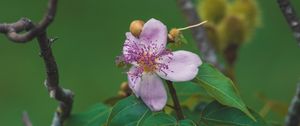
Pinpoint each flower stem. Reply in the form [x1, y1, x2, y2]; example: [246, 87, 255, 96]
[166, 80, 184, 120]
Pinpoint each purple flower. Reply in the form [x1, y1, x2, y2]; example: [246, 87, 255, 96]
[122, 18, 202, 111]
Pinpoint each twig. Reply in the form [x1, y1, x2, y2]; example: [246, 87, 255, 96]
[176, 0, 224, 71]
[277, 0, 300, 47]
[38, 32, 74, 126]
[0, 0, 74, 126]
[285, 83, 300, 126]
[166, 80, 185, 120]
[22, 111, 32, 126]
[0, 0, 57, 43]
[166, 104, 176, 110]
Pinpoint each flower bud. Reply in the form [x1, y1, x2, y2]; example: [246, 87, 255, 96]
[230, 0, 260, 28]
[118, 91, 127, 97]
[118, 82, 131, 97]
[120, 81, 129, 91]
[218, 15, 247, 47]
[198, 0, 227, 24]
[168, 28, 180, 41]
[129, 20, 145, 37]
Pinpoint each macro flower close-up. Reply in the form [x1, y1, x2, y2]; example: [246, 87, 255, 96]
[122, 18, 202, 111]
[1, 0, 300, 125]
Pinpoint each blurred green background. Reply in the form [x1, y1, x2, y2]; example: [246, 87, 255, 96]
[0, 0, 300, 125]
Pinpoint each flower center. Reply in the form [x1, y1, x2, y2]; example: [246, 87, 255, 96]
[137, 52, 157, 73]
[123, 41, 173, 77]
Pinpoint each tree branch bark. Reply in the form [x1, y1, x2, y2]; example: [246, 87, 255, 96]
[277, 0, 300, 47]
[38, 32, 74, 126]
[176, 0, 224, 71]
[22, 111, 32, 126]
[285, 83, 300, 126]
[0, 0, 74, 125]
[0, 0, 57, 43]
[277, 1, 300, 126]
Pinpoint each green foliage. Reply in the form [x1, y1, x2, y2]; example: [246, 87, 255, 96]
[142, 112, 177, 126]
[175, 82, 208, 102]
[181, 107, 202, 124]
[175, 82, 211, 109]
[178, 119, 198, 126]
[106, 95, 151, 126]
[64, 103, 111, 126]
[192, 63, 255, 120]
[201, 101, 267, 126]
[107, 95, 197, 126]
[64, 62, 271, 126]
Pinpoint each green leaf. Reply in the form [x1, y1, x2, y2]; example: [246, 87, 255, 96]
[192, 63, 255, 121]
[107, 95, 151, 126]
[107, 95, 197, 126]
[181, 107, 202, 125]
[175, 82, 210, 102]
[64, 103, 110, 126]
[174, 82, 211, 109]
[201, 101, 267, 126]
[179, 119, 198, 126]
[142, 112, 177, 126]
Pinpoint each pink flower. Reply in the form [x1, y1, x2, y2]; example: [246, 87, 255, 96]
[122, 18, 202, 111]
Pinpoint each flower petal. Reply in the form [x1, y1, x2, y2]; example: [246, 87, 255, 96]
[122, 32, 141, 64]
[127, 66, 142, 97]
[139, 18, 167, 53]
[138, 73, 167, 111]
[156, 50, 202, 82]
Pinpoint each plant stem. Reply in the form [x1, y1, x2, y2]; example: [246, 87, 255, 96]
[166, 80, 184, 120]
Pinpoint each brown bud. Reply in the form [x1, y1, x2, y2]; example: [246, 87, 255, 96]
[120, 82, 129, 91]
[118, 91, 127, 97]
[129, 20, 145, 37]
[168, 28, 180, 41]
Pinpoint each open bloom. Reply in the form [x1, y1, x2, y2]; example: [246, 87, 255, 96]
[123, 18, 202, 111]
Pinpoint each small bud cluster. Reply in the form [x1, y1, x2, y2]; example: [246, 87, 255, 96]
[168, 28, 180, 42]
[118, 82, 132, 97]
[197, 0, 260, 52]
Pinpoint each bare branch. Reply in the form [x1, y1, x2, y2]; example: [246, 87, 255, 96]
[176, 0, 224, 71]
[277, 0, 300, 47]
[38, 32, 74, 126]
[278, 1, 300, 125]
[0, 0, 57, 43]
[0, 0, 74, 125]
[285, 83, 300, 126]
[22, 111, 32, 126]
